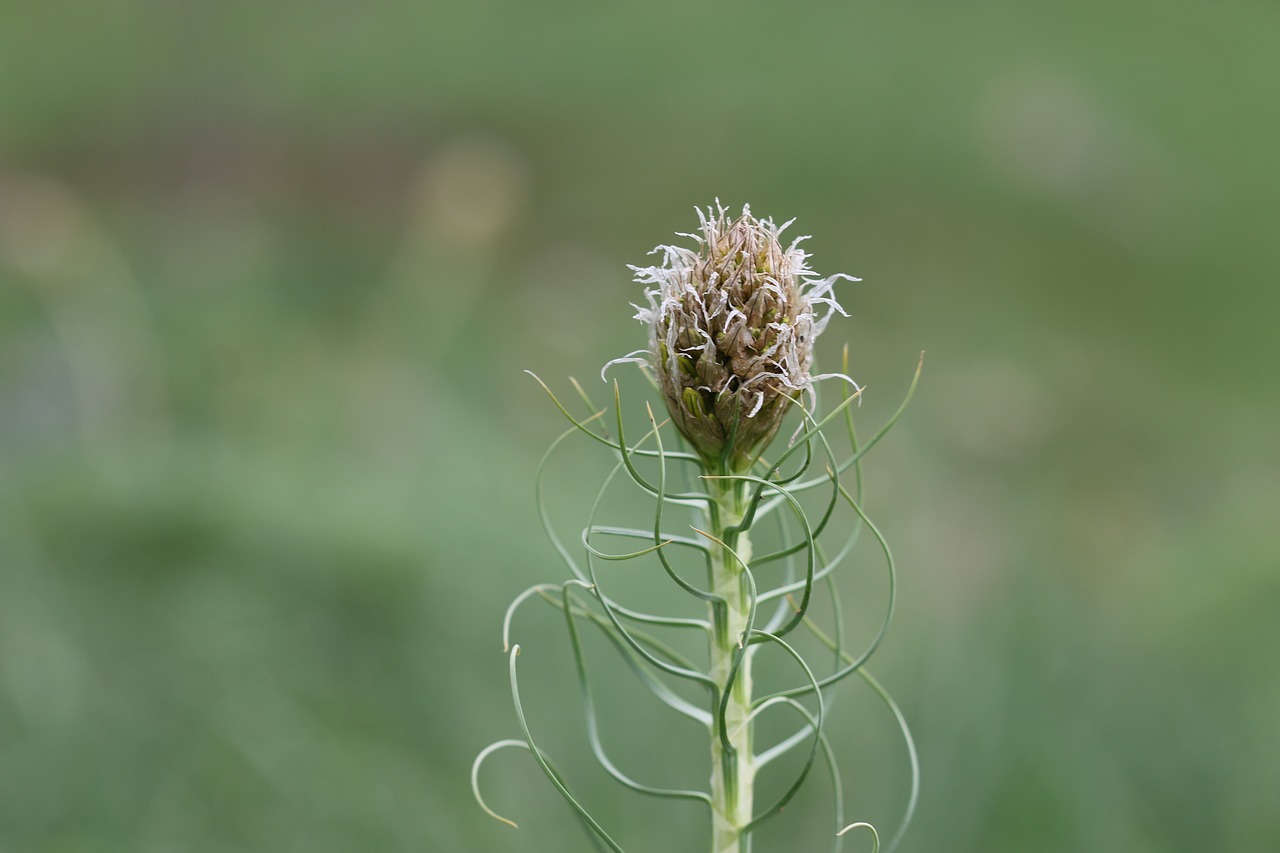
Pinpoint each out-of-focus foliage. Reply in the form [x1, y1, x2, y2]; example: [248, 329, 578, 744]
[1, 2, 1277, 851]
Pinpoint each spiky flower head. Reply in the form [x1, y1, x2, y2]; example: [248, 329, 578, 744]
[624, 203, 856, 471]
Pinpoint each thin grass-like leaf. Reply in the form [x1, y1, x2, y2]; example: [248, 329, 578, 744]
[507, 645, 626, 852]
[582, 530, 675, 561]
[746, 696, 818, 770]
[587, 466, 715, 629]
[841, 345, 866, 507]
[527, 370, 614, 449]
[755, 573, 849, 767]
[590, 524, 711, 554]
[583, 466, 717, 686]
[473, 737, 627, 850]
[793, 622, 918, 853]
[561, 584, 714, 806]
[538, 421, 603, 582]
[529, 370, 701, 465]
[643, 402, 721, 602]
[759, 501, 800, 632]
[837, 822, 881, 852]
[789, 353, 922, 493]
[503, 580, 593, 652]
[733, 696, 850, 853]
[536, 589, 711, 724]
[471, 739, 531, 828]
[748, 417, 842, 564]
[538, 586, 705, 674]
[762, 482, 895, 699]
[857, 669, 917, 853]
[756, 520, 858, 605]
[540, 433, 701, 629]
[725, 384, 864, 538]
[741, 629, 825, 833]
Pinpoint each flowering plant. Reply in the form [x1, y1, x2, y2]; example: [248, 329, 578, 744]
[474, 204, 921, 853]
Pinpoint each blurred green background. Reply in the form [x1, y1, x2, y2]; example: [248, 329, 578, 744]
[2, 2, 1277, 851]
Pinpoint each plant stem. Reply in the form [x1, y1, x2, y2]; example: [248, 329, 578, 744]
[708, 474, 755, 853]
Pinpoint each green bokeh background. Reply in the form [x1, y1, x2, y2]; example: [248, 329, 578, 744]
[2, 2, 1277, 851]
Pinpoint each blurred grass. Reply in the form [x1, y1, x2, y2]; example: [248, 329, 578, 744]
[1, 1, 1278, 851]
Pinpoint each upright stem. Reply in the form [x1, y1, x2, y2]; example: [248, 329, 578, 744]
[707, 473, 755, 853]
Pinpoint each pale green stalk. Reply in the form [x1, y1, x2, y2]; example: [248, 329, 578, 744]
[705, 472, 755, 853]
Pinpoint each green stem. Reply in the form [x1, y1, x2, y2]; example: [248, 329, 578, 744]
[708, 473, 755, 853]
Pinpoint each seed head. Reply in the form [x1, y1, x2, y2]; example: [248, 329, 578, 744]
[625, 203, 856, 471]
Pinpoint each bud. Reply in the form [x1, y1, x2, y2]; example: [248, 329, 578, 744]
[629, 203, 854, 471]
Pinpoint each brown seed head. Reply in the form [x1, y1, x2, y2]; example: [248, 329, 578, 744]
[626, 203, 855, 471]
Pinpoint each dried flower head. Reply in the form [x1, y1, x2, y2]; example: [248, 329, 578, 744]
[616, 203, 857, 471]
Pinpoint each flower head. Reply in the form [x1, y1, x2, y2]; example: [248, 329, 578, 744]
[625, 203, 856, 470]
